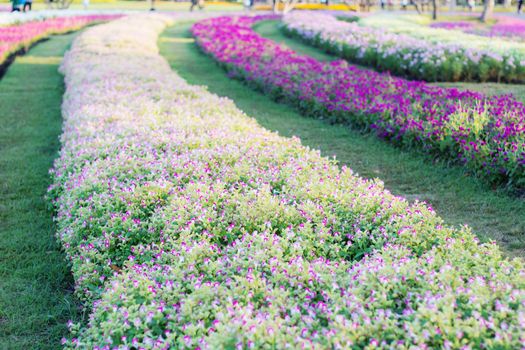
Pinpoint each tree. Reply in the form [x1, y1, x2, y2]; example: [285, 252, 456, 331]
[282, 0, 299, 13]
[431, 0, 437, 19]
[45, 0, 73, 9]
[412, 0, 422, 14]
[480, 0, 495, 22]
[358, 0, 373, 11]
[449, 0, 457, 12]
[272, 0, 300, 13]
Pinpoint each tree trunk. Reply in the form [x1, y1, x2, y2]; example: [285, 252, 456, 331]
[480, 0, 494, 22]
[282, 0, 299, 13]
[413, 0, 422, 13]
[432, 0, 437, 19]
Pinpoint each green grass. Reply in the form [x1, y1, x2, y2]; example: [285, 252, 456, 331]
[0, 33, 81, 349]
[253, 20, 336, 62]
[159, 22, 525, 258]
[435, 81, 525, 101]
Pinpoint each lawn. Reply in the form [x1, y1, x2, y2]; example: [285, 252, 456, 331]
[0, 32, 81, 350]
[159, 21, 525, 257]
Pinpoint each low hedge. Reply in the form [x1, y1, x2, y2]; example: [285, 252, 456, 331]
[52, 14, 524, 349]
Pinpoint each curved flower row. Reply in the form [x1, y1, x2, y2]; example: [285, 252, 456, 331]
[429, 21, 475, 31]
[360, 13, 525, 54]
[282, 12, 525, 83]
[430, 17, 525, 42]
[51, 14, 525, 349]
[193, 15, 525, 191]
[0, 15, 120, 71]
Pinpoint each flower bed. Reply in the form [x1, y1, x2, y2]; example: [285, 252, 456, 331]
[193, 15, 525, 191]
[51, 14, 525, 349]
[282, 12, 525, 83]
[429, 21, 475, 30]
[360, 13, 525, 56]
[0, 15, 120, 75]
[488, 17, 525, 41]
[431, 17, 525, 42]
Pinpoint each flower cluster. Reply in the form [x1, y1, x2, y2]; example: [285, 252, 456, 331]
[193, 15, 525, 191]
[0, 15, 120, 70]
[51, 14, 525, 349]
[282, 12, 525, 83]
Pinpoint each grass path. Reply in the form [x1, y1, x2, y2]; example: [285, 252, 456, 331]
[253, 20, 336, 62]
[159, 22, 524, 258]
[0, 33, 81, 349]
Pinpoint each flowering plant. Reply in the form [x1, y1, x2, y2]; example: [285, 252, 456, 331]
[429, 21, 475, 30]
[51, 14, 525, 349]
[487, 17, 525, 41]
